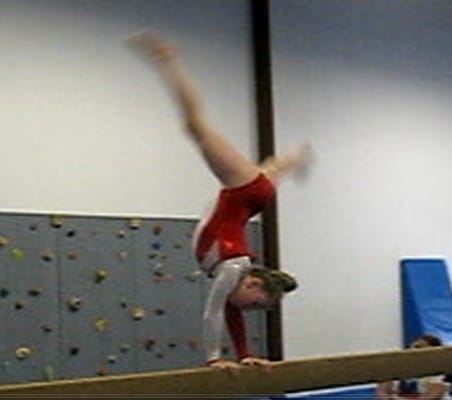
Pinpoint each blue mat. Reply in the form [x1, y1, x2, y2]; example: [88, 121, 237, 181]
[400, 258, 452, 347]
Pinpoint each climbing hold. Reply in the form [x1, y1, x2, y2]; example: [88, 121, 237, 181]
[117, 250, 128, 261]
[128, 218, 142, 230]
[186, 270, 203, 282]
[95, 269, 108, 283]
[116, 229, 126, 238]
[119, 298, 128, 308]
[153, 270, 164, 277]
[40, 249, 54, 262]
[15, 346, 33, 360]
[50, 215, 65, 228]
[41, 325, 53, 333]
[95, 318, 109, 332]
[132, 307, 146, 321]
[120, 344, 130, 353]
[66, 252, 78, 260]
[151, 242, 162, 250]
[0, 236, 11, 248]
[28, 288, 42, 297]
[66, 230, 76, 238]
[43, 365, 54, 381]
[156, 352, 164, 359]
[155, 308, 165, 316]
[69, 347, 80, 356]
[14, 301, 25, 310]
[11, 248, 25, 262]
[168, 342, 177, 349]
[67, 296, 82, 312]
[97, 367, 108, 376]
[154, 262, 164, 271]
[188, 338, 200, 350]
[0, 288, 10, 298]
[153, 272, 174, 283]
[107, 355, 117, 364]
[144, 339, 155, 351]
[153, 225, 162, 235]
[29, 224, 38, 231]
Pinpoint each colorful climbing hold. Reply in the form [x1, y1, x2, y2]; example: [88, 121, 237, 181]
[151, 242, 161, 250]
[11, 247, 25, 262]
[67, 296, 82, 312]
[0, 236, 11, 248]
[155, 308, 165, 316]
[120, 344, 131, 353]
[15, 346, 33, 360]
[69, 347, 80, 356]
[43, 365, 54, 381]
[66, 252, 78, 260]
[132, 307, 146, 321]
[40, 249, 54, 262]
[28, 288, 42, 297]
[128, 218, 142, 230]
[95, 318, 109, 332]
[95, 269, 108, 283]
[144, 339, 155, 351]
[94, 319, 109, 332]
[50, 215, 65, 228]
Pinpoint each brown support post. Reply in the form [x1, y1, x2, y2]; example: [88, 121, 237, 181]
[250, 0, 283, 361]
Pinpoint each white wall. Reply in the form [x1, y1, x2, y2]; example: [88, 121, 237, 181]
[271, 0, 452, 358]
[0, 0, 255, 217]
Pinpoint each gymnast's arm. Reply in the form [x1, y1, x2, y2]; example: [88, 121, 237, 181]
[203, 262, 242, 369]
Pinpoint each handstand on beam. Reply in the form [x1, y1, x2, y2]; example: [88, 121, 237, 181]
[0, 346, 451, 397]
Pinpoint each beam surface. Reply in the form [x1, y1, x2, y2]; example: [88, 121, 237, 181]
[0, 347, 451, 397]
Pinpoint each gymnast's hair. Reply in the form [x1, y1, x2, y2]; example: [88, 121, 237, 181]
[418, 334, 442, 347]
[248, 267, 298, 298]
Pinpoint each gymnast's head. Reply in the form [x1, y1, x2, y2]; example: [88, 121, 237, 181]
[228, 268, 298, 310]
[410, 334, 442, 349]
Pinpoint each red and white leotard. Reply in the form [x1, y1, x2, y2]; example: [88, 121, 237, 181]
[193, 174, 276, 362]
[193, 173, 275, 272]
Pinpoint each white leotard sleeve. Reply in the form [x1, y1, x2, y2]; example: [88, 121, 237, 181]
[202, 256, 251, 362]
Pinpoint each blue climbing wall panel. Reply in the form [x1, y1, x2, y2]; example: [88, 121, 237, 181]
[0, 212, 266, 384]
[400, 257, 452, 347]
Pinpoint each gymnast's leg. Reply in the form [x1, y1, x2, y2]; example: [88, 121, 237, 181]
[128, 32, 312, 188]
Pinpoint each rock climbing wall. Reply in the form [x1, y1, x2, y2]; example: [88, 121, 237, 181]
[0, 212, 266, 384]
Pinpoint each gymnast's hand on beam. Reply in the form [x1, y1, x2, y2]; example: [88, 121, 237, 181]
[239, 356, 272, 373]
[207, 359, 242, 375]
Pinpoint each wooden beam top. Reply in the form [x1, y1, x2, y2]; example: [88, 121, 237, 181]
[0, 346, 451, 397]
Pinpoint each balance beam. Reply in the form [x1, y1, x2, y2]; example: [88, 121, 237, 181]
[0, 346, 451, 397]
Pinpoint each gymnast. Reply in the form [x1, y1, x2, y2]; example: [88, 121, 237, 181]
[129, 32, 312, 372]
